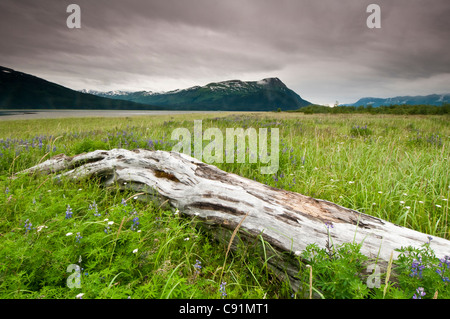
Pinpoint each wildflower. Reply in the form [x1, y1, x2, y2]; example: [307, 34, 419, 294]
[403, 193, 408, 196]
[436, 256, 450, 282]
[378, 191, 383, 194]
[24, 219, 32, 234]
[174, 209, 179, 216]
[36, 225, 47, 232]
[194, 260, 202, 275]
[76, 232, 82, 243]
[184, 237, 190, 241]
[89, 201, 100, 217]
[219, 282, 227, 298]
[399, 201, 405, 205]
[427, 236, 433, 244]
[32, 198, 36, 204]
[348, 181, 355, 184]
[108, 221, 114, 225]
[412, 287, 426, 299]
[131, 216, 140, 231]
[65, 205, 73, 219]
[76, 293, 84, 299]
[66, 232, 73, 236]
[5, 187, 9, 194]
[133, 248, 138, 254]
[405, 206, 411, 210]
[418, 201, 424, 204]
[443, 199, 448, 202]
[324, 222, 334, 230]
[410, 257, 425, 278]
[121, 198, 127, 206]
[436, 204, 442, 208]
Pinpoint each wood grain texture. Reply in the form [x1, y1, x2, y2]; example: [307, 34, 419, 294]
[20, 148, 450, 292]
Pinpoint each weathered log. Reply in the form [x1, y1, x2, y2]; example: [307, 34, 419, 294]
[19, 148, 450, 294]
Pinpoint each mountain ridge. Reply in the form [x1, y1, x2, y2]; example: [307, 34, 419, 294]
[343, 94, 450, 107]
[0, 66, 161, 110]
[85, 77, 311, 111]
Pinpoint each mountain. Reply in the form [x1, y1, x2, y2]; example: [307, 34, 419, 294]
[0, 66, 161, 110]
[344, 94, 450, 107]
[87, 77, 311, 111]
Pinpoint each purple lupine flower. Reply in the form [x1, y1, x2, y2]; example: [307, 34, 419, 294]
[131, 216, 140, 231]
[219, 282, 227, 298]
[194, 259, 202, 274]
[65, 205, 73, 219]
[412, 287, 426, 299]
[325, 222, 334, 230]
[24, 219, 32, 234]
[410, 257, 425, 278]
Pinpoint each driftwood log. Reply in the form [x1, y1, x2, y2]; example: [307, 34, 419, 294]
[19, 148, 450, 294]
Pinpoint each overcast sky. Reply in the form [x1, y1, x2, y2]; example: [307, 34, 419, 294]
[0, 0, 449, 105]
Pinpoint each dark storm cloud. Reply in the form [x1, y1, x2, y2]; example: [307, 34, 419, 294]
[0, 0, 448, 104]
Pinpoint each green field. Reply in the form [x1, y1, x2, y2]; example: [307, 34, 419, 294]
[1, 112, 449, 299]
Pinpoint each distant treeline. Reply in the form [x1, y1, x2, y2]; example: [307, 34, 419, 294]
[294, 103, 450, 115]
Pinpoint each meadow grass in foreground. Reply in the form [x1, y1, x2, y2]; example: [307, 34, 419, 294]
[0, 112, 449, 299]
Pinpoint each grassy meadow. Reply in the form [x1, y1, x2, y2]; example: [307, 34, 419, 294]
[0, 112, 449, 299]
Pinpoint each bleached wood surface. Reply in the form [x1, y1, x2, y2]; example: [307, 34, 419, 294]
[20, 148, 450, 291]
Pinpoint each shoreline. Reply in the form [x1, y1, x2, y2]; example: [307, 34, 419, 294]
[0, 109, 224, 121]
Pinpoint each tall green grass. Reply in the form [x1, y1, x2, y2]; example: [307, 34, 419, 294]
[0, 112, 449, 299]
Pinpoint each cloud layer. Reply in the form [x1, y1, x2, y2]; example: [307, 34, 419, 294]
[1, 0, 449, 104]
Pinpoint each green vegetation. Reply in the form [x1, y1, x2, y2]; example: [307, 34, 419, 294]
[296, 103, 450, 115]
[0, 112, 449, 299]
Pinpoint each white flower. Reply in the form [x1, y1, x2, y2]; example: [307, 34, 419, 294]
[378, 191, 383, 194]
[174, 209, 179, 215]
[184, 237, 190, 241]
[76, 293, 84, 299]
[294, 251, 301, 256]
[443, 198, 448, 201]
[137, 230, 141, 233]
[66, 232, 73, 236]
[372, 203, 376, 206]
[36, 225, 48, 232]
[78, 188, 82, 191]
[436, 204, 442, 208]
[405, 206, 411, 210]
[403, 193, 408, 196]
[104, 218, 109, 221]
[134, 196, 138, 200]
[400, 201, 405, 204]
[348, 181, 355, 184]
[108, 221, 114, 225]
[133, 249, 138, 254]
